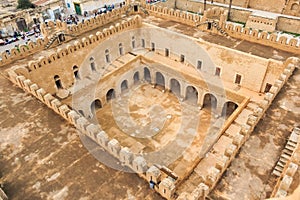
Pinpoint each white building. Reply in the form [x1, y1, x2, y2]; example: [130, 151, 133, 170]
[64, 0, 125, 15]
[33, 0, 64, 20]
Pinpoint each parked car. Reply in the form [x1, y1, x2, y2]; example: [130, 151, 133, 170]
[25, 30, 35, 37]
[5, 37, 17, 45]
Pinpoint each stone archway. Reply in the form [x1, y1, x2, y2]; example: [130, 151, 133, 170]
[170, 78, 181, 97]
[73, 65, 80, 80]
[54, 75, 63, 89]
[144, 67, 151, 83]
[155, 72, 165, 90]
[186, 86, 198, 105]
[203, 93, 217, 110]
[91, 99, 102, 113]
[106, 89, 116, 102]
[121, 80, 128, 92]
[222, 101, 238, 118]
[133, 71, 139, 84]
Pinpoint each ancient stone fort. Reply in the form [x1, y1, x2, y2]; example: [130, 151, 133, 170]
[0, 1, 299, 200]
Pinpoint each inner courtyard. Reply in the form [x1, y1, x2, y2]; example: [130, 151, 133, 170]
[0, 1, 299, 200]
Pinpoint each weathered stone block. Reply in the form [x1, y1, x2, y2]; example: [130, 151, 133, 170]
[269, 86, 279, 95]
[279, 73, 287, 82]
[286, 162, 298, 177]
[107, 139, 121, 158]
[75, 117, 89, 132]
[67, 110, 80, 125]
[191, 183, 209, 199]
[158, 177, 176, 199]
[36, 88, 46, 101]
[265, 92, 274, 102]
[29, 83, 39, 96]
[225, 144, 237, 157]
[253, 106, 264, 117]
[233, 134, 245, 147]
[16, 75, 25, 88]
[215, 155, 229, 171]
[44, 93, 55, 107]
[259, 99, 269, 109]
[120, 147, 133, 166]
[23, 79, 32, 92]
[206, 167, 220, 186]
[280, 175, 293, 191]
[247, 115, 258, 126]
[274, 80, 283, 88]
[286, 63, 295, 71]
[283, 68, 292, 76]
[86, 124, 101, 140]
[132, 156, 148, 173]
[241, 124, 251, 135]
[51, 98, 62, 113]
[58, 104, 70, 119]
[146, 165, 161, 184]
[96, 131, 109, 148]
[275, 189, 287, 197]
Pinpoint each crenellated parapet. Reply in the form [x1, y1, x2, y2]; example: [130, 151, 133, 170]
[0, 7, 132, 68]
[144, 5, 300, 54]
[5, 67, 150, 177]
[13, 15, 142, 75]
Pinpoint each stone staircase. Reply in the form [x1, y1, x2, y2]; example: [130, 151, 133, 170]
[272, 127, 300, 176]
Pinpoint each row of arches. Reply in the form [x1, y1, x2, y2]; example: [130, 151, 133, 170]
[87, 67, 238, 118]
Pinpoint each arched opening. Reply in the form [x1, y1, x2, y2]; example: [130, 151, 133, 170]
[54, 75, 63, 89]
[222, 101, 238, 118]
[105, 49, 110, 63]
[170, 78, 181, 97]
[132, 36, 135, 48]
[203, 93, 217, 110]
[141, 39, 145, 48]
[73, 65, 80, 79]
[91, 99, 102, 113]
[119, 43, 123, 55]
[186, 86, 198, 105]
[155, 72, 165, 90]
[121, 80, 128, 92]
[144, 67, 151, 83]
[133, 71, 139, 84]
[78, 110, 84, 116]
[90, 57, 96, 71]
[106, 89, 115, 102]
[16, 18, 27, 31]
[58, 33, 65, 42]
[291, 3, 298, 11]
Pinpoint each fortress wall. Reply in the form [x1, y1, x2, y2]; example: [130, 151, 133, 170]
[277, 17, 300, 34]
[6, 68, 150, 177]
[14, 21, 287, 99]
[145, 5, 300, 54]
[180, 57, 300, 199]
[14, 16, 142, 94]
[0, 7, 129, 68]
[248, 0, 286, 13]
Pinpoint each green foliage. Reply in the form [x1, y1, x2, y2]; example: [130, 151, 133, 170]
[281, 31, 300, 37]
[17, 0, 35, 10]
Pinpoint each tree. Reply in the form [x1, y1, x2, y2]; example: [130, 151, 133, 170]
[17, 0, 35, 9]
